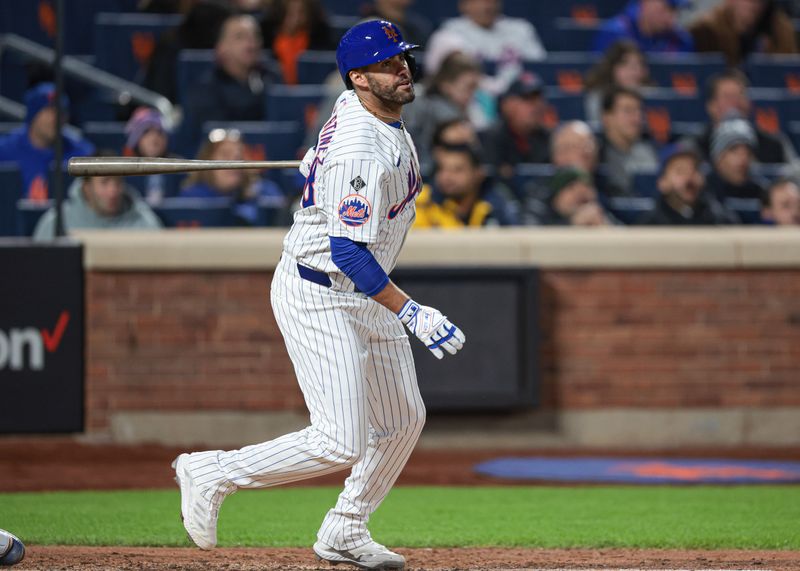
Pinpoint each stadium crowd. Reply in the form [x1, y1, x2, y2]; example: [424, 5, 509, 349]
[0, 0, 799, 237]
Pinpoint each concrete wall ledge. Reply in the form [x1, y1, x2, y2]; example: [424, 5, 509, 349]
[74, 227, 800, 271]
[106, 408, 800, 449]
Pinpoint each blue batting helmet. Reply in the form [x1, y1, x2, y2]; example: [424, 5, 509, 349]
[336, 20, 418, 87]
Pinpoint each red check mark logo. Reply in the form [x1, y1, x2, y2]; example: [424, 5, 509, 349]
[41, 310, 70, 353]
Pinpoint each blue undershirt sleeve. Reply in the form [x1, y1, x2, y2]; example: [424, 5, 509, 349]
[329, 236, 390, 297]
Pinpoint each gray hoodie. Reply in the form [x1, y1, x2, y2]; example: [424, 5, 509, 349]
[33, 177, 162, 240]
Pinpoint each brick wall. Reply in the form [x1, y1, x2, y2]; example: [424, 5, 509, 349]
[538, 271, 800, 410]
[85, 269, 800, 431]
[86, 272, 301, 431]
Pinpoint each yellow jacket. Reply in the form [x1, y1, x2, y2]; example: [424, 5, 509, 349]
[413, 184, 499, 228]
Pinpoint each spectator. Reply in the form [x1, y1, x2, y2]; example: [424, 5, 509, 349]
[425, 0, 546, 94]
[414, 143, 519, 227]
[530, 167, 617, 226]
[593, 0, 694, 54]
[482, 72, 550, 184]
[0, 83, 94, 202]
[551, 121, 600, 174]
[183, 14, 278, 147]
[359, 0, 434, 46]
[639, 143, 740, 225]
[705, 115, 765, 201]
[404, 52, 486, 175]
[598, 86, 659, 197]
[431, 118, 480, 149]
[143, 0, 234, 103]
[261, 0, 334, 85]
[689, 0, 798, 65]
[519, 124, 605, 221]
[691, 69, 796, 164]
[584, 40, 653, 125]
[761, 178, 800, 225]
[33, 151, 162, 240]
[124, 107, 175, 205]
[180, 129, 285, 225]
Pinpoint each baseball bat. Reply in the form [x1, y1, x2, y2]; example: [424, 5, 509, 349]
[68, 156, 302, 177]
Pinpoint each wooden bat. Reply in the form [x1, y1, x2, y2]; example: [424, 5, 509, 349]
[68, 156, 302, 177]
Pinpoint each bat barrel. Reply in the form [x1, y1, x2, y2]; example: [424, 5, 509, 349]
[67, 157, 302, 177]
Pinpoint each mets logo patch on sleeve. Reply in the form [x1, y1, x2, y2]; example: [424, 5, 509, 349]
[338, 194, 372, 227]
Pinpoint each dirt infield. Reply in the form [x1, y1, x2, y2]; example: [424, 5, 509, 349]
[10, 546, 800, 571]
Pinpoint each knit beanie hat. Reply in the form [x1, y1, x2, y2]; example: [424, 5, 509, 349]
[711, 116, 756, 162]
[24, 82, 69, 125]
[125, 107, 167, 150]
[547, 167, 592, 203]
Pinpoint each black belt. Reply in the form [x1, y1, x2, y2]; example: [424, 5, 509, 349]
[296, 263, 361, 293]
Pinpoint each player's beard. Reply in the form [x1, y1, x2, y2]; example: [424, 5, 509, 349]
[366, 75, 416, 107]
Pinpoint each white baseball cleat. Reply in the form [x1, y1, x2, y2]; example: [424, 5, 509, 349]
[172, 452, 235, 550]
[313, 539, 405, 570]
[0, 529, 25, 566]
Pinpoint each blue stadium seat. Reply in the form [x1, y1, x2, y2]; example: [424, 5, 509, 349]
[256, 196, 291, 226]
[541, 19, 600, 52]
[176, 50, 217, 109]
[631, 172, 659, 198]
[329, 14, 360, 43]
[0, 50, 37, 102]
[297, 51, 338, 84]
[524, 53, 598, 92]
[750, 88, 800, 138]
[72, 87, 125, 123]
[607, 196, 654, 225]
[750, 163, 791, 182]
[789, 121, 800, 154]
[0, 163, 23, 236]
[126, 174, 185, 200]
[265, 85, 329, 133]
[0, 0, 138, 55]
[202, 120, 305, 162]
[16, 199, 51, 237]
[724, 197, 762, 224]
[642, 88, 705, 123]
[745, 54, 800, 91]
[670, 121, 705, 139]
[513, 163, 556, 200]
[154, 197, 238, 228]
[83, 122, 127, 153]
[0, 122, 22, 135]
[321, 0, 362, 17]
[544, 90, 586, 123]
[534, 0, 628, 22]
[647, 53, 726, 94]
[640, 87, 705, 144]
[94, 13, 181, 82]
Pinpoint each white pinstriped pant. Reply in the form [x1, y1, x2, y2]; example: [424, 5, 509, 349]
[210, 255, 425, 549]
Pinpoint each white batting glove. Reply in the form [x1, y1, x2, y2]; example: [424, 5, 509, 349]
[397, 299, 466, 359]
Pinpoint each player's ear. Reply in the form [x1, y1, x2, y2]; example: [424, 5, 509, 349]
[349, 68, 369, 90]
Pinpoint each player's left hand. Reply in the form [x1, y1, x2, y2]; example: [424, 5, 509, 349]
[397, 300, 465, 359]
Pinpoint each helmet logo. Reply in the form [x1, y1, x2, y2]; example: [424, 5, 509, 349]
[382, 25, 399, 43]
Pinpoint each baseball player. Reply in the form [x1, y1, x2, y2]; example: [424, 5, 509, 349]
[173, 20, 465, 570]
[0, 529, 25, 566]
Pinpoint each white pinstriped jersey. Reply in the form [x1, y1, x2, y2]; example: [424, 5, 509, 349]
[283, 90, 421, 289]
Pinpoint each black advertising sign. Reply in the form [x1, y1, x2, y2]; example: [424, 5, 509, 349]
[392, 267, 540, 411]
[0, 241, 84, 432]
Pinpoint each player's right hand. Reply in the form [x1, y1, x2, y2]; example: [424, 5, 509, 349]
[397, 299, 465, 359]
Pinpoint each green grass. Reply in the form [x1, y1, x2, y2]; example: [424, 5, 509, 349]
[2, 486, 799, 549]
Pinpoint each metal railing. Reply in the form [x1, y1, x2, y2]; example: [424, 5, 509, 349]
[0, 33, 177, 128]
[0, 94, 25, 121]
